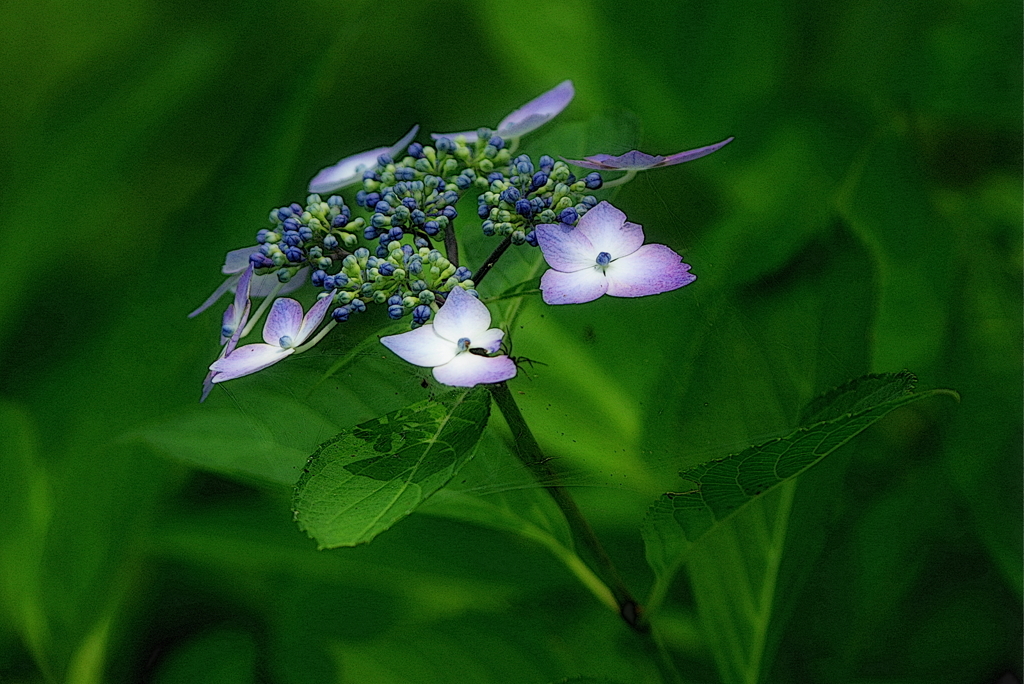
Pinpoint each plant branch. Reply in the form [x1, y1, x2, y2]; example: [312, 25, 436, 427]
[487, 381, 645, 631]
[472, 236, 512, 287]
[443, 224, 459, 268]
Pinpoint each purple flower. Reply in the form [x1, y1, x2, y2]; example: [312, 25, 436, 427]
[201, 265, 254, 401]
[308, 125, 420, 194]
[536, 201, 696, 305]
[380, 287, 517, 387]
[208, 293, 335, 383]
[563, 136, 733, 171]
[431, 80, 574, 143]
[188, 246, 306, 319]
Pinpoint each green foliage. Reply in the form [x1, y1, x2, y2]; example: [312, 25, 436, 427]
[0, 0, 1019, 681]
[293, 389, 491, 548]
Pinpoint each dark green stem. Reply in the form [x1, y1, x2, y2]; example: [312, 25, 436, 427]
[487, 381, 644, 631]
[472, 236, 512, 287]
[443, 224, 459, 268]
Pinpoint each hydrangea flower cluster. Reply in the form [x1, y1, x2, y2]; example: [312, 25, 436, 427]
[192, 81, 730, 397]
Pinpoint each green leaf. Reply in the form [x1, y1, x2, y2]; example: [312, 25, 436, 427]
[293, 388, 491, 548]
[642, 371, 953, 580]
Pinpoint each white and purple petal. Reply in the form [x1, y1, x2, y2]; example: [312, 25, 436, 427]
[432, 80, 574, 142]
[295, 292, 336, 344]
[380, 325, 459, 368]
[432, 287, 491, 341]
[540, 266, 609, 305]
[262, 298, 303, 347]
[657, 137, 734, 166]
[573, 201, 644, 258]
[308, 125, 420, 193]
[495, 80, 574, 138]
[209, 344, 294, 383]
[536, 222, 598, 272]
[604, 244, 696, 298]
[471, 327, 505, 354]
[563, 136, 734, 171]
[433, 353, 517, 387]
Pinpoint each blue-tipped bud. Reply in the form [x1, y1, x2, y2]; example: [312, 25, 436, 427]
[414, 237, 430, 249]
[395, 167, 416, 181]
[581, 195, 599, 208]
[377, 153, 393, 166]
[379, 262, 396, 276]
[487, 171, 505, 183]
[387, 227, 404, 242]
[515, 199, 534, 218]
[531, 172, 548, 189]
[477, 203, 491, 219]
[407, 141, 424, 158]
[436, 137, 456, 153]
[375, 245, 389, 258]
[442, 206, 458, 220]
[539, 155, 554, 171]
[289, 203, 303, 215]
[350, 299, 367, 313]
[482, 220, 496, 236]
[256, 228, 272, 244]
[323, 234, 339, 249]
[387, 295, 403, 306]
[411, 209, 426, 225]
[558, 207, 579, 225]
[363, 226, 378, 240]
[488, 135, 505, 150]
[584, 172, 603, 190]
[278, 206, 293, 219]
[424, 220, 440, 236]
[596, 251, 612, 267]
[298, 225, 314, 241]
[332, 214, 349, 228]
[285, 246, 304, 262]
[374, 200, 391, 214]
[327, 195, 345, 207]
[412, 305, 431, 326]
[401, 197, 418, 210]
[454, 175, 472, 189]
[525, 230, 538, 247]
[311, 269, 327, 287]
[276, 268, 292, 283]
[387, 304, 404, 320]
[454, 266, 472, 282]
[500, 187, 521, 204]
[282, 217, 300, 231]
[332, 306, 350, 322]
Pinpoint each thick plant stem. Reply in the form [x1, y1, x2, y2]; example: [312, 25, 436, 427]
[443, 224, 459, 268]
[487, 381, 645, 631]
[472, 236, 512, 287]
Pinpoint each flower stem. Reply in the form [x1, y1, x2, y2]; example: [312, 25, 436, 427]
[598, 169, 638, 189]
[472, 236, 512, 287]
[487, 381, 645, 631]
[443, 224, 459, 268]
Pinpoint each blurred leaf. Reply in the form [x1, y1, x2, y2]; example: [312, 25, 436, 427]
[644, 373, 954, 684]
[150, 628, 256, 684]
[294, 388, 491, 548]
[643, 372, 948, 578]
[132, 396, 338, 488]
[0, 401, 51, 675]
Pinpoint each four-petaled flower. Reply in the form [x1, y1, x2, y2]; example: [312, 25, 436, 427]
[537, 201, 695, 305]
[308, 125, 420, 194]
[563, 136, 733, 171]
[380, 287, 516, 387]
[431, 80, 574, 143]
[209, 293, 335, 383]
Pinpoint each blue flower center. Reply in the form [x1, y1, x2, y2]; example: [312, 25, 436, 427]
[278, 335, 294, 348]
[457, 337, 471, 352]
[596, 252, 612, 268]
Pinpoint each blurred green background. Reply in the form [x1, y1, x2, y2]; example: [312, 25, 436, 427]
[0, 0, 1020, 682]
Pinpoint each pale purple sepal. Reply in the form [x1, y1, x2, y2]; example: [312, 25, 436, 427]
[433, 287, 491, 340]
[573, 202, 644, 257]
[604, 244, 696, 298]
[308, 125, 420, 194]
[263, 298, 304, 346]
[381, 325, 460, 368]
[536, 222, 597, 272]
[431, 80, 574, 143]
[380, 287, 516, 387]
[540, 267, 609, 305]
[563, 136, 734, 171]
[209, 343, 294, 383]
[433, 353, 517, 387]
